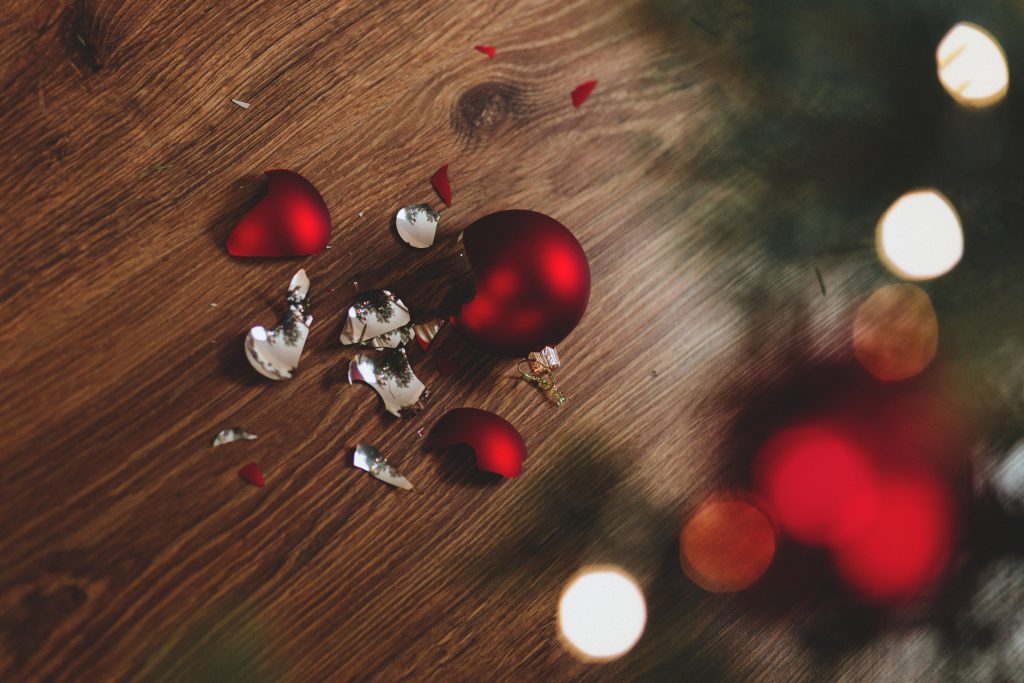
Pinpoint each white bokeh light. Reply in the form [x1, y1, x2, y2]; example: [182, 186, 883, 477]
[558, 566, 646, 661]
[936, 22, 1009, 107]
[877, 190, 963, 280]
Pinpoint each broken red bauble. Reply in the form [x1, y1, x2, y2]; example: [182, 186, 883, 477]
[238, 462, 265, 487]
[429, 408, 527, 478]
[227, 170, 331, 257]
[453, 210, 590, 357]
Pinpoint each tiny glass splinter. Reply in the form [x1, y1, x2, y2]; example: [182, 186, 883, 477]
[352, 443, 413, 490]
[245, 270, 312, 380]
[395, 204, 440, 249]
[212, 428, 258, 447]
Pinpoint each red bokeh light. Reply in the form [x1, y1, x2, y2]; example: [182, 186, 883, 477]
[833, 474, 954, 600]
[753, 410, 961, 602]
[754, 426, 879, 547]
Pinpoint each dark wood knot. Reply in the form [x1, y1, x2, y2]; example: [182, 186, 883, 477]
[451, 82, 529, 144]
[61, 0, 109, 74]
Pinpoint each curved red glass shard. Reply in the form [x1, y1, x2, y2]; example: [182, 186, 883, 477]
[431, 164, 452, 207]
[429, 408, 527, 478]
[238, 462, 265, 487]
[571, 80, 598, 109]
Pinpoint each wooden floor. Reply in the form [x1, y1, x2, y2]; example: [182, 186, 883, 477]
[3, 1, 1024, 681]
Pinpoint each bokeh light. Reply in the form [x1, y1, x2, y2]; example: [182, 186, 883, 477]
[876, 190, 963, 281]
[853, 284, 939, 381]
[754, 426, 879, 547]
[680, 497, 776, 592]
[753, 405, 963, 602]
[558, 566, 646, 661]
[833, 474, 954, 601]
[936, 22, 1009, 107]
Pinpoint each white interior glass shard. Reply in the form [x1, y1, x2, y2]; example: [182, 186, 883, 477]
[348, 348, 427, 417]
[352, 442, 414, 490]
[339, 290, 412, 346]
[287, 270, 310, 301]
[395, 204, 440, 249]
[212, 428, 258, 447]
[245, 270, 313, 380]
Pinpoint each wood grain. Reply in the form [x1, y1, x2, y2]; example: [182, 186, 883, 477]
[3, 0, 1024, 681]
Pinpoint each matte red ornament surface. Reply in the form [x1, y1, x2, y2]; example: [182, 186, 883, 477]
[429, 408, 527, 478]
[226, 170, 331, 257]
[571, 79, 598, 108]
[453, 210, 591, 356]
[238, 462, 265, 487]
[431, 164, 452, 207]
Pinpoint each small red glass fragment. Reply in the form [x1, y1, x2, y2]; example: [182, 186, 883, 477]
[571, 80, 598, 109]
[431, 165, 452, 207]
[238, 462, 265, 487]
[474, 45, 496, 59]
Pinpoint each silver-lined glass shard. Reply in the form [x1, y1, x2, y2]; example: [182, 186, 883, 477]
[352, 442, 413, 490]
[339, 290, 411, 346]
[245, 270, 312, 380]
[395, 204, 439, 249]
[348, 347, 427, 417]
[212, 428, 258, 447]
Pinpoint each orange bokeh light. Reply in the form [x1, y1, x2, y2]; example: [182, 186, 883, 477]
[680, 497, 776, 592]
[853, 284, 938, 381]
